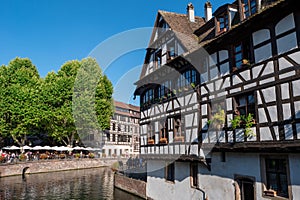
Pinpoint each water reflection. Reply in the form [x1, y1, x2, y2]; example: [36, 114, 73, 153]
[0, 167, 142, 200]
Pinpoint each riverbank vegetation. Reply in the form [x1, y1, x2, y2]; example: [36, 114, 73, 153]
[0, 57, 114, 147]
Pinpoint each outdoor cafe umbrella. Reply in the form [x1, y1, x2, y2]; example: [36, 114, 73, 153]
[22, 145, 32, 150]
[73, 146, 85, 150]
[3, 145, 20, 150]
[53, 146, 73, 151]
[32, 146, 43, 150]
[41, 146, 52, 150]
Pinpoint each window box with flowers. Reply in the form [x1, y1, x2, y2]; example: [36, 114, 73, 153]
[174, 136, 184, 143]
[148, 139, 155, 145]
[209, 109, 226, 130]
[159, 138, 168, 144]
[230, 113, 256, 137]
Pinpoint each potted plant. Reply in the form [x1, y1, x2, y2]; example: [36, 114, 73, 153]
[190, 82, 196, 89]
[209, 109, 226, 129]
[243, 113, 255, 137]
[242, 59, 250, 67]
[230, 113, 255, 137]
[231, 115, 241, 129]
[173, 89, 177, 96]
[88, 153, 95, 158]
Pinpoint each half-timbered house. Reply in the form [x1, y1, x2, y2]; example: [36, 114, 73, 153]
[134, 0, 300, 199]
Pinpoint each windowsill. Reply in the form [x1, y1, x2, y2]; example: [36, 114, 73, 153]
[262, 195, 289, 200]
[263, 189, 289, 200]
[165, 180, 175, 184]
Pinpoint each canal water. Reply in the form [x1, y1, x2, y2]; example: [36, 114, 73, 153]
[0, 167, 142, 200]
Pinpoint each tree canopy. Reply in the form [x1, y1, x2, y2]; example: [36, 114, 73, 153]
[0, 57, 114, 147]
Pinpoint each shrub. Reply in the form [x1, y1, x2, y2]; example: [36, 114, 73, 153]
[74, 153, 81, 158]
[88, 153, 95, 158]
[39, 153, 49, 160]
[0, 156, 6, 163]
[19, 153, 26, 161]
[59, 154, 66, 159]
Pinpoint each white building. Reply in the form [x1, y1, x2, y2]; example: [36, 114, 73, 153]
[134, 0, 300, 199]
[102, 101, 140, 157]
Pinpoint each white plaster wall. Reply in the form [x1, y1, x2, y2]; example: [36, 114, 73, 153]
[281, 83, 290, 100]
[289, 154, 300, 199]
[262, 61, 274, 75]
[293, 80, 300, 97]
[282, 103, 291, 120]
[252, 64, 263, 79]
[199, 152, 264, 200]
[295, 101, 300, 119]
[262, 87, 276, 103]
[260, 127, 273, 141]
[146, 154, 300, 200]
[268, 106, 278, 122]
[147, 161, 205, 200]
[240, 70, 251, 81]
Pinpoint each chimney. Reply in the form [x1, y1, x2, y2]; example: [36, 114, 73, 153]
[187, 3, 195, 22]
[204, 1, 212, 22]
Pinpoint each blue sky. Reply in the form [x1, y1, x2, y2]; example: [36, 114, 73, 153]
[0, 0, 229, 105]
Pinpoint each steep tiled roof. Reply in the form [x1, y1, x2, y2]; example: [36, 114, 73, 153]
[114, 100, 140, 118]
[138, 10, 206, 81]
[158, 10, 205, 51]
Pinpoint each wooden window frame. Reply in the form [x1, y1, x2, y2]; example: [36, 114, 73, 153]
[260, 155, 292, 200]
[234, 92, 256, 117]
[154, 50, 162, 69]
[232, 37, 252, 70]
[218, 13, 229, 33]
[159, 120, 168, 144]
[190, 162, 199, 188]
[165, 162, 175, 183]
[242, 0, 257, 19]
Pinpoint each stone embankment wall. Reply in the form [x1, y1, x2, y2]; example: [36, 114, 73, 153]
[0, 158, 119, 177]
[114, 172, 146, 199]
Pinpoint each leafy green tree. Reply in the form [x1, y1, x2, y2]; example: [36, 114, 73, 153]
[0, 58, 42, 146]
[0, 57, 114, 147]
[43, 58, 114, 147]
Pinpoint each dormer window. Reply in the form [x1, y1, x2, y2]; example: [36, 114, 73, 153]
[167, 40, 176, 61]
[232, 37, 252, 70]
[154, 50, 162, 69]
[242, 0, 257, 19]
[217, 13, 229, 33]
[157, 16, 169, 36]
[214, 4, 238, 35]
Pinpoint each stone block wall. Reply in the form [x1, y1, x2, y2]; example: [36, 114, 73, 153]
[114, 172, 146, 199]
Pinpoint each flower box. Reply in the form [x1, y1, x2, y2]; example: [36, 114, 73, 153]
[264, 189, 277, 197]
[174, 136, 184, 142]
[148, 139, 155, 145]
[159, 138, 168, 144]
